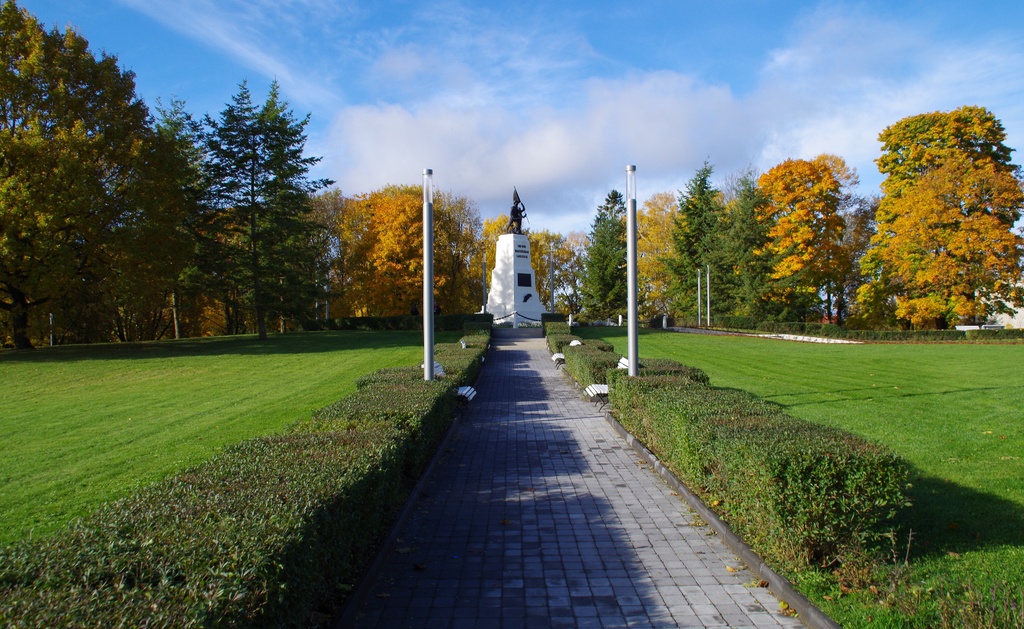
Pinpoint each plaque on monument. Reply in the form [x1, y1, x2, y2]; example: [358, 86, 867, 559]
[486, 189, 547, 325]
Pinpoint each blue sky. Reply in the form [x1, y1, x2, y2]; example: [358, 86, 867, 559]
[21, 0, 1024, 234]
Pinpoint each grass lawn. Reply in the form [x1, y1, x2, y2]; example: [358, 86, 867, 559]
[580, 327, 1024, 627]
[0, 330, 451, 545]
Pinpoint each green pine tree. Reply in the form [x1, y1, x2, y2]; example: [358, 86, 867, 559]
[204, 81, 332, 339]
[582, 190, 627, 320]
[665, 162, 723, 319]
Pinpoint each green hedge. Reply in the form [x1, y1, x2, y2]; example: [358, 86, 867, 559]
[714, 315, 756, 330]
[964, 328, 1024, 341]
[0, 427, 406, 627]
[548, 334, 906, 573]
[738, 320, 1024, 342]
[563, 344, 620, 386]
[305, 313, 493, 332]
[0, 330, 491, 626]
[543, 321, 571, 337]
[546, 333, 581, 354]
[609, 374, 908, 572]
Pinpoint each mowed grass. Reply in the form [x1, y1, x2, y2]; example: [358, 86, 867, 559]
[580, 327, 1024, 626]
[0, 330, 450, 545]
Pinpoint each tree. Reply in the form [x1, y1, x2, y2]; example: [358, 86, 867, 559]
[638, 192, 675, 319]
[715, 171, 775, 319]
[559, 231, 589, 317]
[528, 229, 570, 314]
[666, 162, 723, 318]
[204, 81, 331, 339]
[861, 106, 1024, 328]
[833, 195, 877, 326]
[582, 190, 627, 320]
[351, 185, 423, 316]
[757, 154, 853, 321]
[862, 155, 1023, 327]
[434, 191, 483, 314]
[0, 1, 154, 348]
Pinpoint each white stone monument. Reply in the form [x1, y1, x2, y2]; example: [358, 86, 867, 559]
[486, 233, 546, 325]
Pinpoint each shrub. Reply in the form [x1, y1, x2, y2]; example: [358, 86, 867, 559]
[612, 381, 908, 572]
[0, 328, 490, 626]
[715, 315, 756, 330]
[0, 427, 407, 627]
[541, 313, 567, 324]
[965, 328, 1024, 341]
[546, 333, 582, 354]
[543, 321, 571, 337]
[463, 322, 492, 337]
[563, 344, 620, 386]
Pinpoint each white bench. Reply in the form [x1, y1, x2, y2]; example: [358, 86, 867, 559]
[421, 361, 446, 378]
[584, 383, 609, 406]
[617, 357, 629, 370]
[569, 340, 582, 347]
[551, 353, 565, 368]
[456, 386, 477, 406]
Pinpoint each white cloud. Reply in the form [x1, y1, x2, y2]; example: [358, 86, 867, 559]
[328, 71, 761, 234]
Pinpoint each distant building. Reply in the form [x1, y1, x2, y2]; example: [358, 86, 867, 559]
[995, 308, 1024, 329]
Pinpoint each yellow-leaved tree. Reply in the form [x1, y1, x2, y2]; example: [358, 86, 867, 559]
[757, 154, 855, 319]
[638, 191, 676, 320]
[859, 106, 1024, 328]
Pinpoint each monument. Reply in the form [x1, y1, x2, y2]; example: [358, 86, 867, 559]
[486, 189, 547, 325]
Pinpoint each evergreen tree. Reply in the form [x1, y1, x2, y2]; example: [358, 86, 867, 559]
[204, 82, 331, 339]
[665, 162, 723, 319]
[582, 190, 627, 320]
[715, 172, 774, 319]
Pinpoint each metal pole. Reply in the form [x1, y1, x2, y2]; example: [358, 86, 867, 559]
[423, 168, 434, 381]
[626, 165, 639, 377]
[697, 270, 701, 326]
[706, 264, 711, 327]
[482, 255, 487, 313]
[549, 245, 555, 313]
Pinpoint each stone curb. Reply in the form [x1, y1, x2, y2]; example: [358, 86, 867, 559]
[603, 411, 842, 629]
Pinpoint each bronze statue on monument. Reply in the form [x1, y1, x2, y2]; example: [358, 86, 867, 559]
[506, 188, 526, 234]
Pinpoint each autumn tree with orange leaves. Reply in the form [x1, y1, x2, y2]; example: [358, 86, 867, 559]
[859, 106, 1024, 328]
[757, 154, 855, 321]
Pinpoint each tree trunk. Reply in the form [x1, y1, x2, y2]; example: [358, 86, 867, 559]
[8, 288, 34, 350]
[171, 290, 181, 339]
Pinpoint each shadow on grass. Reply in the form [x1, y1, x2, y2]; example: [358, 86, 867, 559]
[0, 330, 463, 363]
[899, 472, 1024, 559]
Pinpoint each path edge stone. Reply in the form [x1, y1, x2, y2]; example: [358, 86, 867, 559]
[603, 411, 843, 629]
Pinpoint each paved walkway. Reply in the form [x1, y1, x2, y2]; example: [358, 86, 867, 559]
[350, 329, 803, 628]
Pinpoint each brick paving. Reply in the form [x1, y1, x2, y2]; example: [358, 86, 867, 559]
[350, 329, 803, 628]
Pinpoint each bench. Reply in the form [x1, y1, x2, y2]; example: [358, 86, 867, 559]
[617, 356, 641, 371]
[551, 353, 565, 368]
[584, 383, 609, 406]
[421, 361, 446, 378]
[569, 340, 582, 347]
[456, 386, 477, 406]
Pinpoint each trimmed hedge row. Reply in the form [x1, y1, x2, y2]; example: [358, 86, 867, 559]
[539, 324, 908, 573]
[543, 321, 571, 337]
[0, 333, 490, 627]
[303, 313, 493, 332]
[0, 429, 405, 627]
[563, 344, 621, 386]
[611, 376, 908, 570]
[965, 328, 1024, 341]
[718, 320, 1024, 342]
